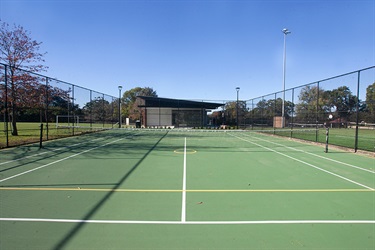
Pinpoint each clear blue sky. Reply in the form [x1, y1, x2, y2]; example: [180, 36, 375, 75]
[1, 0, 374, 101]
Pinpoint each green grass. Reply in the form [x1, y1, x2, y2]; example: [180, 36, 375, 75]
[262, 127, 375, 152]
[1, 122, 375, 152]
[0, 122, 116, 148]
[317, 128, 374, 152]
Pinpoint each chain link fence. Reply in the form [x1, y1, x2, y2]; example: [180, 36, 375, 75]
[206, 66, 374, 152]
[1, 63, 120, 148]
[1, 63, 374, 152]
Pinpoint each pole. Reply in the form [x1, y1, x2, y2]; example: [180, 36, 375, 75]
[4, 65, 9, 147]
[354, 71, 360, 152]
[118, 86, 122, 128]
[282, 28, 291, 128]
[46, 78, 49, 140]
[72, 86, 75, 135]
[316, 82, 320, 142]
[236, 87, 240, 129]
[325, 125, 329, 153]
[282, 33, 286, 128]
[90, 90, 93, 129]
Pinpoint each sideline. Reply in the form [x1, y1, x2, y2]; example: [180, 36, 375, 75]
[230, 133, 374, 190]
[241, 132, 375, 174]
[181, 137, 187, 222]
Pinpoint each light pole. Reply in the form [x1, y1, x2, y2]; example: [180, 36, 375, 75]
[282, 28, 291, 128]
[118, 85, 122, 128]
[236, 87, 240, 129]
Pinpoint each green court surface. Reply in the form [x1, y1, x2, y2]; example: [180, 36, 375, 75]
[0, 129, 374, 249]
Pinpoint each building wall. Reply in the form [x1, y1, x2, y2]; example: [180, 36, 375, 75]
[145, 108, 206, 127]
[146, 108, 172, 126]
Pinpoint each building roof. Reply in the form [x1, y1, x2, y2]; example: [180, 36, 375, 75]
[137, 96, 224, 109]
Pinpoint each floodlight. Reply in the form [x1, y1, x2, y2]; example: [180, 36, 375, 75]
[282, 28, 291, 35]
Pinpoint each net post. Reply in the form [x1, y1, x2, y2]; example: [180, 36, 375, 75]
[39, 123, 43, 149]
[324, 122, 329, 153]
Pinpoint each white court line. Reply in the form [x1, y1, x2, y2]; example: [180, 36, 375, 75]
[181, 137, 187, 222]
[0, 218, 374, 225]
[0, 138, 104, 166]
[0, 138, 124, 183]
[242, 133, 375, 174]
[231, 134, 374, 190]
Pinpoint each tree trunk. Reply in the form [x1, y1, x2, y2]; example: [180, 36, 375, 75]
[11, 105, 18, 136]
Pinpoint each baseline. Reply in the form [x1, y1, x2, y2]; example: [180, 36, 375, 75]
[1, 217, 374, 225]
[1, 187, 373, 193]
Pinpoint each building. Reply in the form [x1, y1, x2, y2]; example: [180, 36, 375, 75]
[137, 96, 224, 128]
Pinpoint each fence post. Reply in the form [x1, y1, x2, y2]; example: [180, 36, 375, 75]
[273, 93, 277, 134]
[291, 88, 294, 138]
[45, 77, 49, 140]
[102, 93, 105, 128]
[72, 85, 75, 135]
[316, 82, 320, 142]
[90, 90, 92, 129]
[4, 65, 9, 147]
[354, 70, 361, 152]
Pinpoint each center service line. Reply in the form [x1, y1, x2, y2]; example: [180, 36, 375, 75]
[181, 137, 187, 222]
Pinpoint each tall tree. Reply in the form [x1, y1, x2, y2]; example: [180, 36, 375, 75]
[295, 85, 328, 123]
[122, 87, 157, 120]
[327, 86, 357, 120]
[83, 97, 111, 123]
[248, 98, 293, 127]
[0, 21, 47, 135]
[366, 82, 375, 119]
[224, 101, 247, 126]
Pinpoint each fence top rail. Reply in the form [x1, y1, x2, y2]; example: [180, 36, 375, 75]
[0, 62, 116, 99]
[2, 62, 373, 103]
[245, 65, 375, 102]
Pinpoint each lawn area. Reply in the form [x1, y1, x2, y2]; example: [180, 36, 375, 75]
[0, 122, 115, 148]
[1, 122, 374, 152]
[259, 127, 374, 152]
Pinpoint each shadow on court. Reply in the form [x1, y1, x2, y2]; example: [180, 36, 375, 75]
[52, 131, 169, 250]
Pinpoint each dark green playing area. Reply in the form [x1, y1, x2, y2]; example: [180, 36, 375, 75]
[0, 129, 374, 249]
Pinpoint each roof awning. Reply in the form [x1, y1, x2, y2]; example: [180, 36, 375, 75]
[137, 96, 224, 109]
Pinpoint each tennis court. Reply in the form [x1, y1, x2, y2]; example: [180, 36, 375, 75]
[0, 129, 374, 249]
